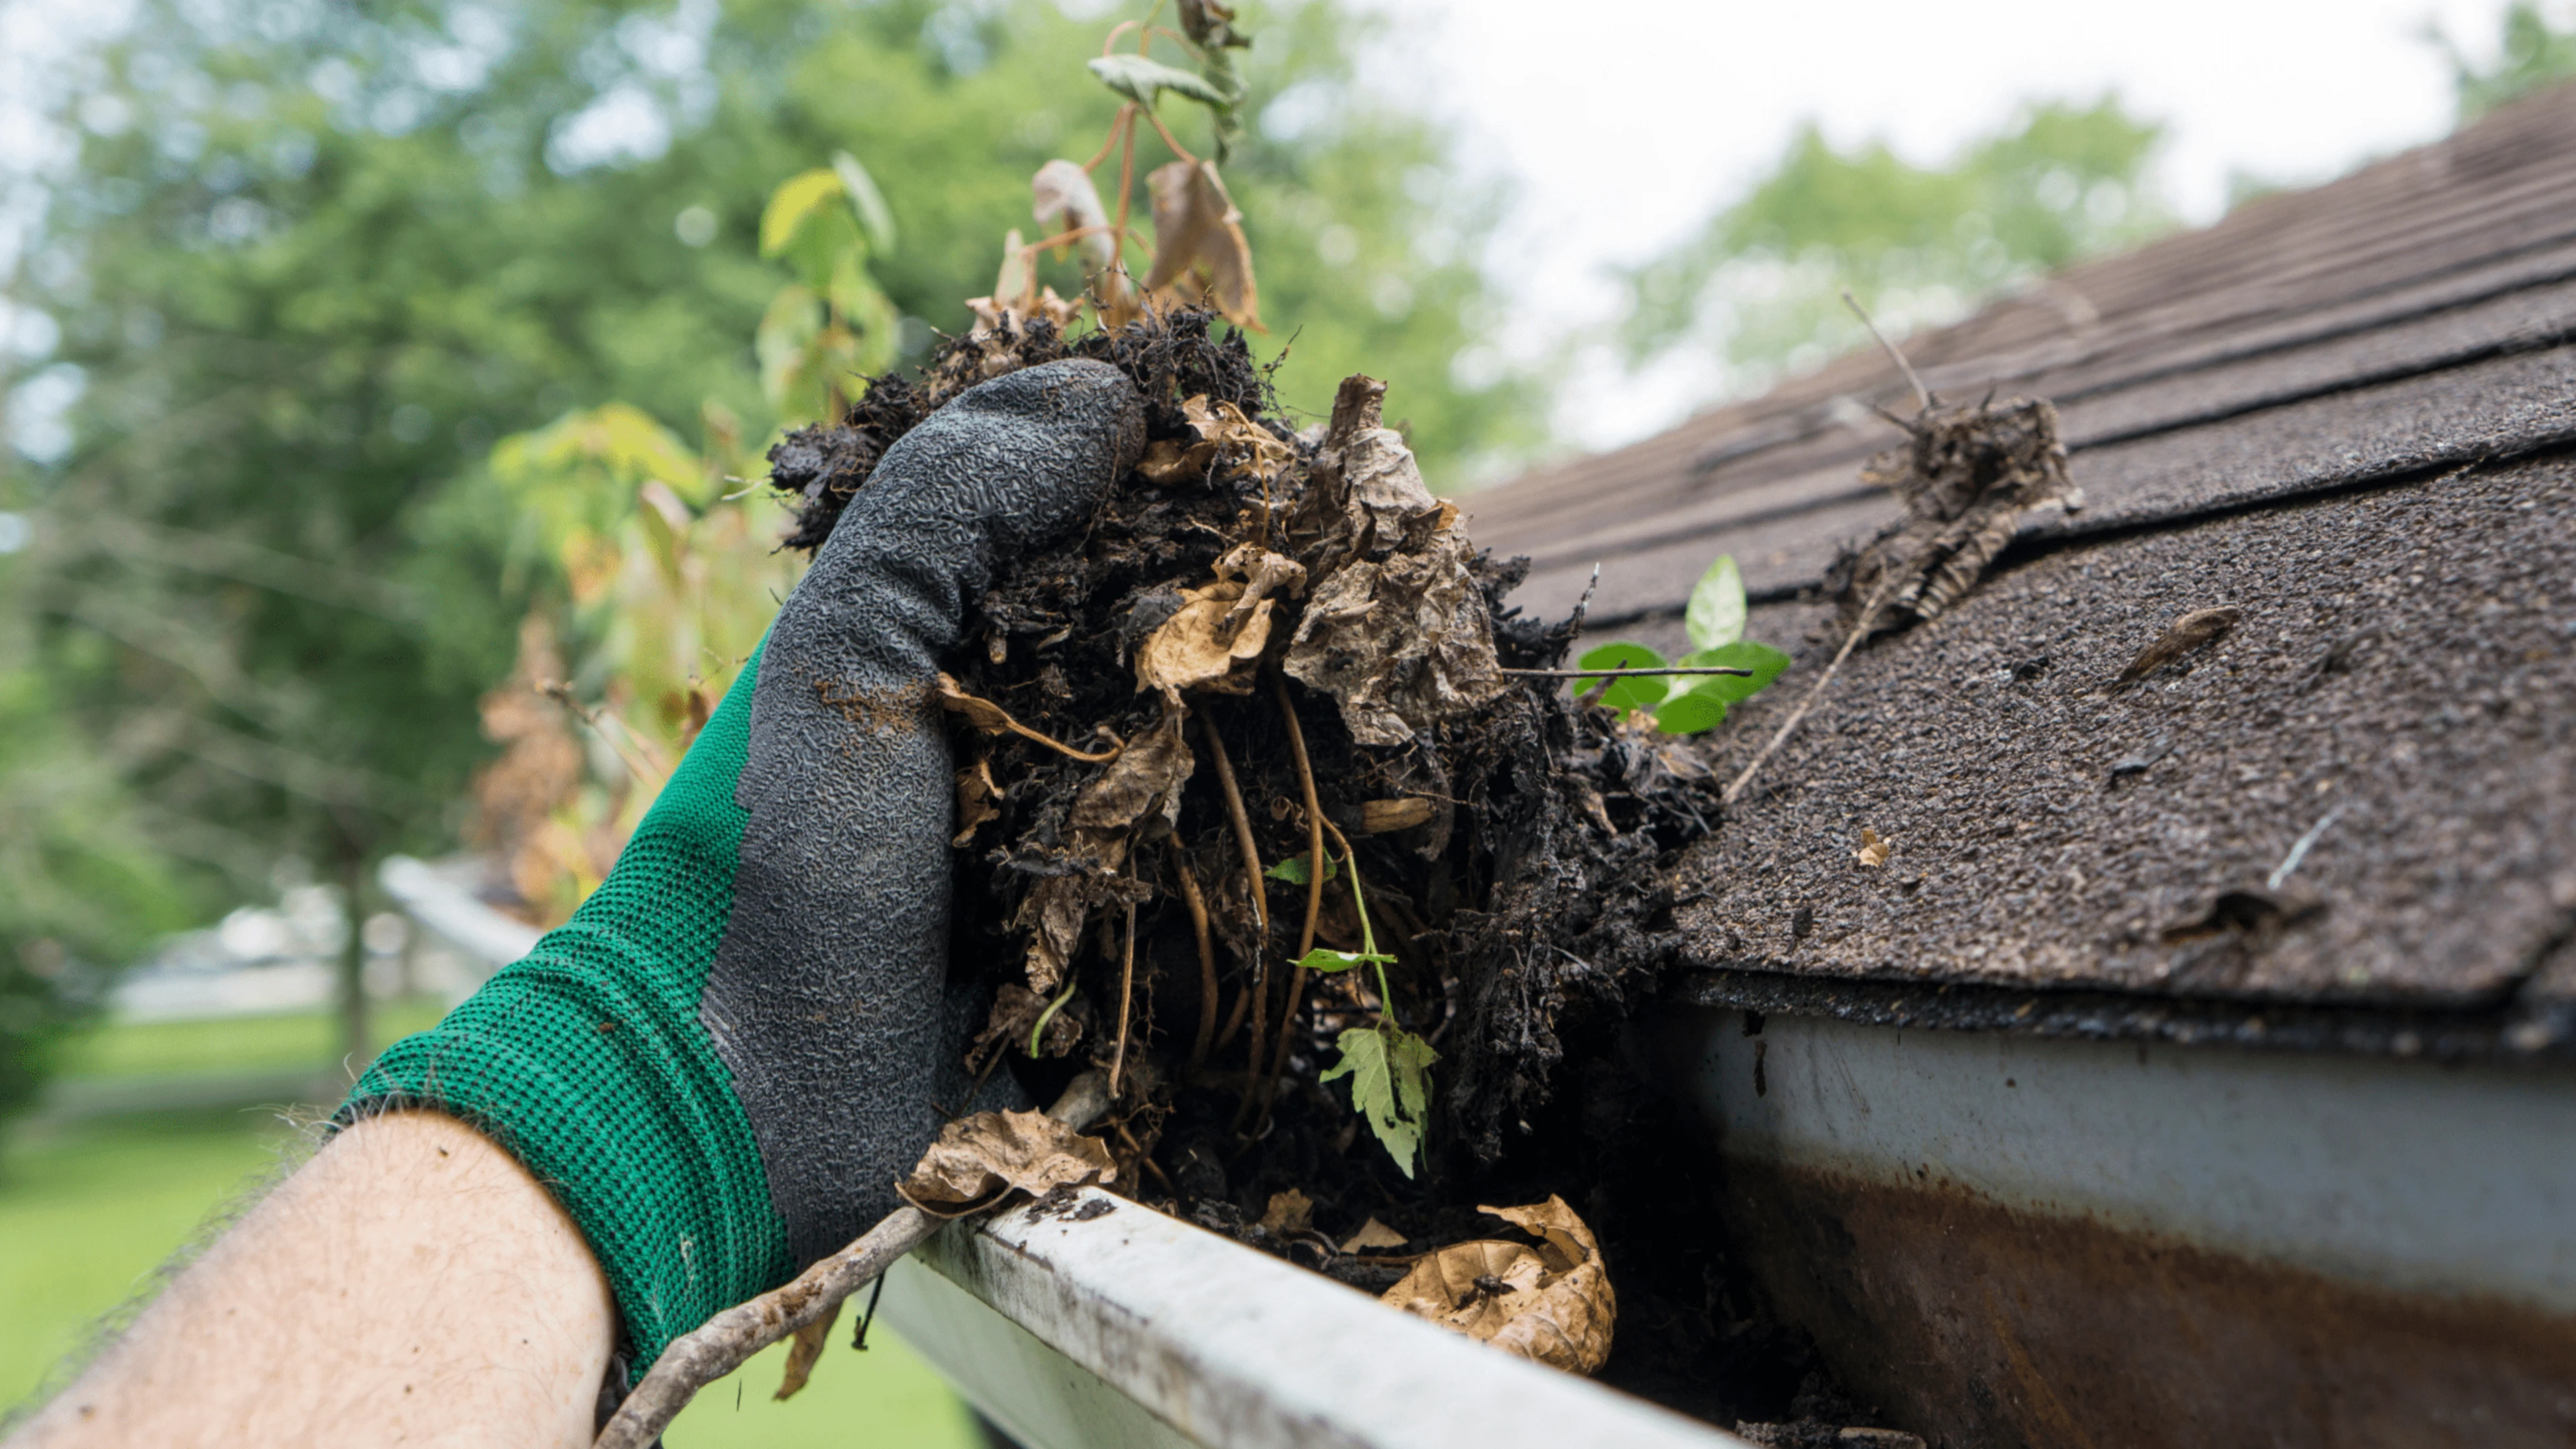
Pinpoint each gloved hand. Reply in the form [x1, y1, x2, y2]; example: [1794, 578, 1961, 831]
[346, 359, 1145, 1373]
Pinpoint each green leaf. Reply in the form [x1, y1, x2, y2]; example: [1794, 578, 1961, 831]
[1685, 553, 1746, 650]
[1572, 641, 1670, 718]
[759, 169, 845, 259]
[1651, 691, 1726, 735]
[1264, 851, 1338, 886]
[1320, 1024, 1438, 1177]
[1673, 640, 1792, 705]
[1087, 53, 1235, 113]
[1295, 947, 1393, 974]
[829, 151, 897, 256]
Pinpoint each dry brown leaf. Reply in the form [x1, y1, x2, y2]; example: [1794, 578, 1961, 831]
[895, 1108, 1117, 1219]
[1183, 395, 1293, 484]
[1259, 1188, 1314, 1236]
[1030, 159, 1116, 277]
[1855, 828, 1890, 868]
[1340, 1218, 1409, 1252]
[1356, 798, 1436, 835]
[1142, 160, 1260, 329]
[1068, 704, 1193, 835]
[1380, 1195, 1614, 1375]
[1133, 545, 1307, 697]
[1283, 529, 1505, 747]
[1833, 396, 2071, 634]
[2114, 605, 2242, 687]
[953, 758, 1002, 846]
[772, 1299, 841, 1401]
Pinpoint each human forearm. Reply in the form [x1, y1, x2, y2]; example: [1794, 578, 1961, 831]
[11, 1112, 613, 1449]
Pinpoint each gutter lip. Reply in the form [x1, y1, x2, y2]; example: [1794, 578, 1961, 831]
[1671, 965, 2576, 1064]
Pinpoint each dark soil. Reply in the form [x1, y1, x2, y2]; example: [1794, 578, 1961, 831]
[767, 311, 1837, 1426]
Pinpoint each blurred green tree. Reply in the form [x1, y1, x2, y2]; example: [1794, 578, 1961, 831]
[2436, 1, 2576, 121]
[0, 0, 1534, 1115]
[1620, 97, 2171, 398]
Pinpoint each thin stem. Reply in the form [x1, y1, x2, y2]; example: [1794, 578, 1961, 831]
[1109, 902, 1138, 1097]
[1266, 672, 1324, 1093]
[1721, 580, 1894, 807]
[1140, 103, 1199, 166]
[1113, 115, 1139, 281]
[1028, 977, 1077, 1058]
[1842, 288, 1931, 413]
[1195, 711, 1266, 934]
[1082, 104, 1132, 173]
[1174, 855, 1220, 1070]
[1503, 665, 1756, 680]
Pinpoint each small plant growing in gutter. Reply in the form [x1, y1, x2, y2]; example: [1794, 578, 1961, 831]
[1570, 552, 1791, 732]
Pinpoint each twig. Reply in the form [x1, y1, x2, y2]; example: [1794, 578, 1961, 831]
[596, 1075, 1112, 1449]
[1195, 711, 1268, 936]
[1722, 580, 1894, 808]
[1501, 665, 1754, 680]
[1174, 855, 1220, 1070]
[936, 676, 1124, 763]
[2268, 804, 2347, 890]
[1109, 902, 1138, 1097]
[1258, 672, 1327, 1124]
[1843, 289, 1931, 413]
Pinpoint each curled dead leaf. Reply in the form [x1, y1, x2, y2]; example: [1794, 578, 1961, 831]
[1133, 544, 1307, 697]
[1030, 158, 1116, 278]
[1142, 159, 1260, 329]
[1357, 798, 1436, 835]
[1381, 1195, 1615, 1375]
[773, 1301, 841, 1401]
[1258, 1188, 1314, 1236]
[1340, 1217, 1409, 1253]
[1855, 828, 1890, 868]
[954, 758, 1002, 846]
[895, 1108, 1116, 1220]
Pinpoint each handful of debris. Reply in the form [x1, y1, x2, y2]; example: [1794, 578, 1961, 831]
[765, 309, 1722, 1359]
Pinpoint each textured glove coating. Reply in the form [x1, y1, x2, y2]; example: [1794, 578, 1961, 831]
[705, 358, 1144, 1265]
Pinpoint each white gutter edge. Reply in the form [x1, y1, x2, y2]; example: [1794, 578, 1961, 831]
[884, 1185, 1748, 1449]
[377, 854, 540, 971]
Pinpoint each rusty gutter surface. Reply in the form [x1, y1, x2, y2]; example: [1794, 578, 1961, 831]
[1649, 1004, 2576, 1447]
[880, 1186, 1748, 1449]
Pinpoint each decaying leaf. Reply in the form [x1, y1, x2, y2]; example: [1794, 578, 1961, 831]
[1831, 396, 2072, 634]
[1133, 543, 1307, 696]
[1142, 160, 1260, 329]
[1283, 377, 1504, 747]
[773, 1299, 842, 1401]
[1259, 1188, 1314, 1236]
[965, 226, 1085, 344]
[1068, 702, 1193, 834]
[1854, 828, 1890, 868]
[1357, 798, 1436, 834]
[895, 1107, 1116, 1219]
[1341, 1218, 1409, 1253]
[1381, 1196, 1615, 1375]
[1136, 393, 1292, 485]
[2114, 605, 2242, 688]
[954, 757, 1002, 845]
[1030, 159, 1117, 278]
[1012, 704, 1192, 993]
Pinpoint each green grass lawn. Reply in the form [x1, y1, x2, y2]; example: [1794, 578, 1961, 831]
[2, 1012, 985, 1448]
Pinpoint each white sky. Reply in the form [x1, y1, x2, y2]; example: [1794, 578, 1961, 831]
[1364, 0, 2520, 451]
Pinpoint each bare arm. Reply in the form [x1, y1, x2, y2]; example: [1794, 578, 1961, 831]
[11, 1111, 614, 1449]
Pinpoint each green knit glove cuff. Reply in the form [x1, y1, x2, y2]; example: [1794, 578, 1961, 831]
[343, 643, 790, 1370]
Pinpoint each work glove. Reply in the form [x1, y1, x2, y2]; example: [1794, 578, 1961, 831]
[345, 360, 1146, 1371]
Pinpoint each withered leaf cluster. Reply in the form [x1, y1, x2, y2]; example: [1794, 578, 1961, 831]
[1831, 395, 2073, 635]
[1381, 1195, 1616, 1375]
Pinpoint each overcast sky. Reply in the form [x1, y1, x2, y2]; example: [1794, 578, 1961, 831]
[1366, 0, 2520, 451]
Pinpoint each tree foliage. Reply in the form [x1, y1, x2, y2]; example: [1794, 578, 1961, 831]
[2437, 1, 2576, 121]
[1621, 97, 2171, 398]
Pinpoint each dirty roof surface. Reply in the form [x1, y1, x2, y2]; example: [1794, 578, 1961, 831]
[1469, 88, 2576, 1036]
[1473, 86, 2576, 627]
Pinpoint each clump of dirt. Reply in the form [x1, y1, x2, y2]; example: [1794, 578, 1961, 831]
[769, 309, 1804, 1419]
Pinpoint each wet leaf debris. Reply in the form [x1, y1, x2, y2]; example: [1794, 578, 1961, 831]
[765, 309, 1731, 1383]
